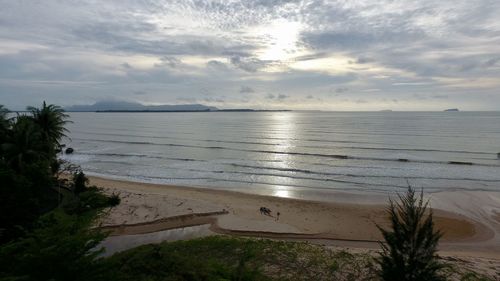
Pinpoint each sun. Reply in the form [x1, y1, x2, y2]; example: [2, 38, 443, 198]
[257, 20, 302, 61]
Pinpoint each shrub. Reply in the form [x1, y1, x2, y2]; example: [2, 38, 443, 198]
[377, 186, 445, 281]
[73, 171, 89, 194]
[0, 211, 111, 281]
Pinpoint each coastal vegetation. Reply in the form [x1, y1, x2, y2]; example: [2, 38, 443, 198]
[377, 187, 445, 281]
[0, 102, 119, 280]
[0, 103, 495, 281]
[105, 236, 494, 281]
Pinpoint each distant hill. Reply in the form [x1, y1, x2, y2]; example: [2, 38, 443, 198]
[65, 101, 218, 112]
[444, 108, 459, 112]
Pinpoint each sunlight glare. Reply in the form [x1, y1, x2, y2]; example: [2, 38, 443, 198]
[258, 20, 302, 61]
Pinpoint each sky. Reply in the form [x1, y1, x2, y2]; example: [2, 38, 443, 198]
[0, 0, 499, 111]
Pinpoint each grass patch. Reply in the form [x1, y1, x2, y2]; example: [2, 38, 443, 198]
[104, 236, 378, 281]
[104, 236, 496, 281]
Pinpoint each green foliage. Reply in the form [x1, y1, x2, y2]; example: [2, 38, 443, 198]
[107, 193, 121, 206]
[0, 103, 70, 243]
[459, 272, 495, 281]
[0, 160, 58, 243]
[106, 243, 264, 281]
[27, 101, 69, 148]
[73, 171, 89, 194]
[104, 236, 378, 281]
[377, 186, 445, 281]
[0, 105, 10, 144]
[63, 185, 121, 215]
[2, 115, 50, 172]
[0, 210, 111, 281]
[0, 103, 120, 281]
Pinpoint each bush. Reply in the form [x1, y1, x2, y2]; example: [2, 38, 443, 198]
[0, 103, 121, 281]
[105, 242, 269, 281]
[63, 185, 120, 215]
[0, 161, 58, 244]
[107, 193, 121, 207]
[0, 211, 111, 281]
[73, 171, 89, 194]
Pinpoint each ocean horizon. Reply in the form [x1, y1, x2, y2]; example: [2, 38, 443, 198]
[62, 111, 500, 199]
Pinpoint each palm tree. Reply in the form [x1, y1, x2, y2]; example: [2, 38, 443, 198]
[2, 115, 49, 171]
[27, 101, 70, 148]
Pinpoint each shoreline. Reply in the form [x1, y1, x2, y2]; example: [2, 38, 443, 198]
[89, 175, 500, 259]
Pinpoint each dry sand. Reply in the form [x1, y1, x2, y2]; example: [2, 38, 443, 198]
[89, 176, 500, 260]
[91, 176, 500, 277]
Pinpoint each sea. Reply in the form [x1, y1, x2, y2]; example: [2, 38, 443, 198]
[62, 111, 500, 199]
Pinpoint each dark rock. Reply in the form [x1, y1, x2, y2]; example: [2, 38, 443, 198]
[65, 147, 74, 154]
[448, 161, 473, 165]
[335, 155, 348, 159]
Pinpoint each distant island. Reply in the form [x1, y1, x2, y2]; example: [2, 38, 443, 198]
[65, 101, 218, 112]
[65, 101, 290, 113]
[444, 108, 459, 112]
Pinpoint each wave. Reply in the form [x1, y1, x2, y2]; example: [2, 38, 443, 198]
[72, 132, 492, 155]
[84, 158, 500, 187]
[72, 137, 500, 168]
[75, 123, 495, 141]
[163, 167, 500, 192]
[121, 169, 405, 189]
[77, 152, 205, 162]
[77, 151, 411, 173]
[87, 170, 500, 195]
[229, 164, 500, 182]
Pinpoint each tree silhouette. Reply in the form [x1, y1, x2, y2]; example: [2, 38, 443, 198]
[377, 186, 445, 281]
[2, 115, 49, 171]
[27, 101, 70, 148]
[0, 105, 9, 130]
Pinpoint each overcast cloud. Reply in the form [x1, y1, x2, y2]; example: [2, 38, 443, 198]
[0, 0, 499, 110]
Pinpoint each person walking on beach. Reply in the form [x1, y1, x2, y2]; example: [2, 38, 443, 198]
[276, 211, 280, 221]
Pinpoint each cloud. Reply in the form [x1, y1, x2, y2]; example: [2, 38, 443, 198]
[133, 90, 147, 96]
[155, 56, 182, 68]
[230, 56, 272, 72]
[206, 60, 228, 71]
[239, 86, 255, 93]
[176, 97, 197, 103]
[334, 87, 349, 94]
[277, 94, 288, 100]
[121, 62, 132, 69]
[0, 0, 499, 110]
[203, 97, 226, 103]
[354, 56, 375, 64]
[432, 94, 449, 99]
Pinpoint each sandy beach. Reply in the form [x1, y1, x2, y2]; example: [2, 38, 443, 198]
[89, 176, 500, 260]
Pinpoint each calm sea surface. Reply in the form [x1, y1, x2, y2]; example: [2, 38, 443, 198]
[62, 111, 500, 198]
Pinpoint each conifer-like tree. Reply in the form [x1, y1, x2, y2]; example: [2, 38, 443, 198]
[377, 186, 445, 281]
